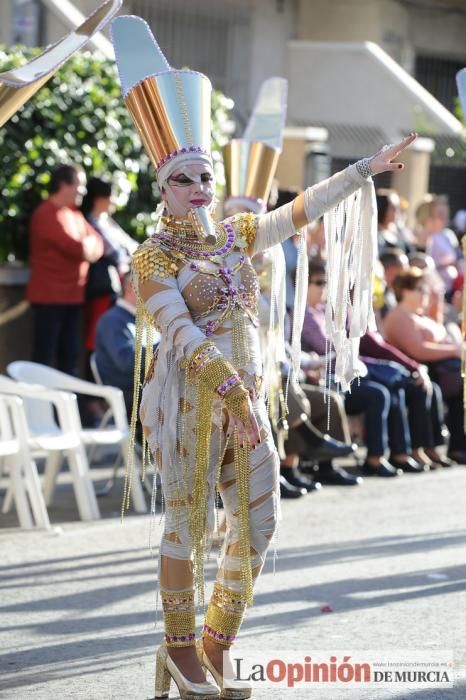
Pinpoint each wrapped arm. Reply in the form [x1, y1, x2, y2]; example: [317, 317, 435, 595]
[139, 274, 207, 360]
[252, 162, 369, 255]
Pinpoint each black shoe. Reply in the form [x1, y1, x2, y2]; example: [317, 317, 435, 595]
[316, 461, 363, 486]
[430, 455, 455, 468]
[280, 466, 322, 492]
[279, 474, 307, 498]
[389, 456, 428, 473]
[294, 420, 356, 460]
[360, 459, 400, 477]
[447, 450, 466, 465]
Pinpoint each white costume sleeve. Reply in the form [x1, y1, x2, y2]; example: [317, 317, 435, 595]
[251, 162, 375, 391]
[252, 163, 369, 256]
[139, 274, 207, 362]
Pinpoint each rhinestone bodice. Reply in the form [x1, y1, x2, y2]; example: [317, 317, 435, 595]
[154, 221, 261, 335]
[181, 253, 260, 324]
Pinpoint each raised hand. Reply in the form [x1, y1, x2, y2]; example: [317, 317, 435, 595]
[367, 133, 417, 176]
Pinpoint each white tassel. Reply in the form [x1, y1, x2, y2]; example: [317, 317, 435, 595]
[324, 181, 377, 391]
[290, 230, 309, 385]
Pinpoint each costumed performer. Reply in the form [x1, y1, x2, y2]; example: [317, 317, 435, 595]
[111, 14, 417, 700]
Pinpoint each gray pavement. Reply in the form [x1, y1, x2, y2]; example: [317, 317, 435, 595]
[1, 461, 466, 700]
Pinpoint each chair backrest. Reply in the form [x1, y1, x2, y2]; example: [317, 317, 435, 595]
[8, 360, 130, 434]
[0, 375, 58, 436]
[8, 360, 99, 395]
[89, 352, 103, 385]
[0, 393, 15, 443]
[0, 393, 28, 456]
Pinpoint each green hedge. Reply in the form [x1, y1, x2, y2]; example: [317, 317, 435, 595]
[0, 45, 233, 263]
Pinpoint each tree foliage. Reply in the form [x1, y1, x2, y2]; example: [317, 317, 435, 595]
[0, 45, 233, 262]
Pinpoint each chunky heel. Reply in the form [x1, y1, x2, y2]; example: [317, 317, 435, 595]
[154, 645, 171, 699]
[154, 642, 220, 699]
[197, 640, 252, 700]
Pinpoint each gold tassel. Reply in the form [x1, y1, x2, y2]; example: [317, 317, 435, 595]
[233, 429, 253, 605]
[189, 380, 215, 606]
[232, 310, 250, 367]
[122, 295, 146, 517]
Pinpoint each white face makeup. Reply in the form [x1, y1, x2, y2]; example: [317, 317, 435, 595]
[161, 161, 215, 218]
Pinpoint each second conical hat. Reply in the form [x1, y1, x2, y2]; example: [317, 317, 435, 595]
[223, 77, 287, 212]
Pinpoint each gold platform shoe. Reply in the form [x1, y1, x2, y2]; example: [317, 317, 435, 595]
[196, 640, 252, 700]
[154, 643, 221, 700]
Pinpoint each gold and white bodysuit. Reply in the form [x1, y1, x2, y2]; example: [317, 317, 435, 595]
[131, 164, 370, 645]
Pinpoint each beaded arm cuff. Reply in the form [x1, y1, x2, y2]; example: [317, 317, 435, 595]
[188, 344, 250, 426]
[217, 374, 242, 397]
[355, 158, 374, 180]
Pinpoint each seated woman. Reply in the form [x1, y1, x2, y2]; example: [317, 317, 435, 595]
[303, 261, 431, 476]
[384, 267, 465, 462]
[360, 331, 451, 468]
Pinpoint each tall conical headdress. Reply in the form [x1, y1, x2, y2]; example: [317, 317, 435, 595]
[0, 0, 122, 128]
[111, 15, 216, 241]
[223, 77, 287, 215]
[111, 15, 212, 182]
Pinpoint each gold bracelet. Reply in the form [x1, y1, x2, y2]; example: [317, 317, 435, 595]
[224, 384, 251, 427]
[197, 356, 238, 393]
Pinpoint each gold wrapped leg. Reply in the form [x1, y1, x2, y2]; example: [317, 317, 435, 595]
[161, 589, 196, 647]
[202, 583, 246, 647]
[155, 590, 220, 698]
[200, 583, 251, 699]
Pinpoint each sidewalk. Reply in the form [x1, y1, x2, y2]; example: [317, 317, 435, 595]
[1, 464, 465, 699]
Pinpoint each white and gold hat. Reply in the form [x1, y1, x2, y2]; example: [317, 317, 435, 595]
[223, 77, 287, 215]
[111, 15, 217, 240]
[0, 0, 122, 128]
[111, 15, 213, 185]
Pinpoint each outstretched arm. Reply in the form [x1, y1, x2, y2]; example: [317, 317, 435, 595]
[251, 133, 417, 254]
[293, 133, 417, 228]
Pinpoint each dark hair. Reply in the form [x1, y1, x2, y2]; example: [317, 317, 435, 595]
[81, 176, 112, 215]
[272, 188, 300, 210]
[308, 259, 326, 279]
[380, 248, 406, 269]
[49, 164, 79, 194]
[376, 193, 395, 226]
[392, 267, 425, 303]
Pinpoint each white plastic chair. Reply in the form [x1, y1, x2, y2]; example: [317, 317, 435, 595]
[89, 352, 103, 385]
[0, 375, 100, 521]
[7, 361, 147, 514]
[0, 393, 51, 530]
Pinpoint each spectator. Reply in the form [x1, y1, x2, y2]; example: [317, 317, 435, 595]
[415, 197, 459, 294]
[384, 267, 465, 462]
[302, 260, 427, 476]
[81, 176, 137, 375]
[379, 247, 409, 317]
[360, 331, 451, 468]
[377, 190, 399, 253]
[407, 250, 445, 323]
[95, 273, 159, 419]
[27, 164, 103, 376]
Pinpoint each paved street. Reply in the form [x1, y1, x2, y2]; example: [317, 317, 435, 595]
[1, 462, 466, 699]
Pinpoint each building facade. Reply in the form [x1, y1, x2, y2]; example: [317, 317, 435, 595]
[2, 0, 466, 211]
